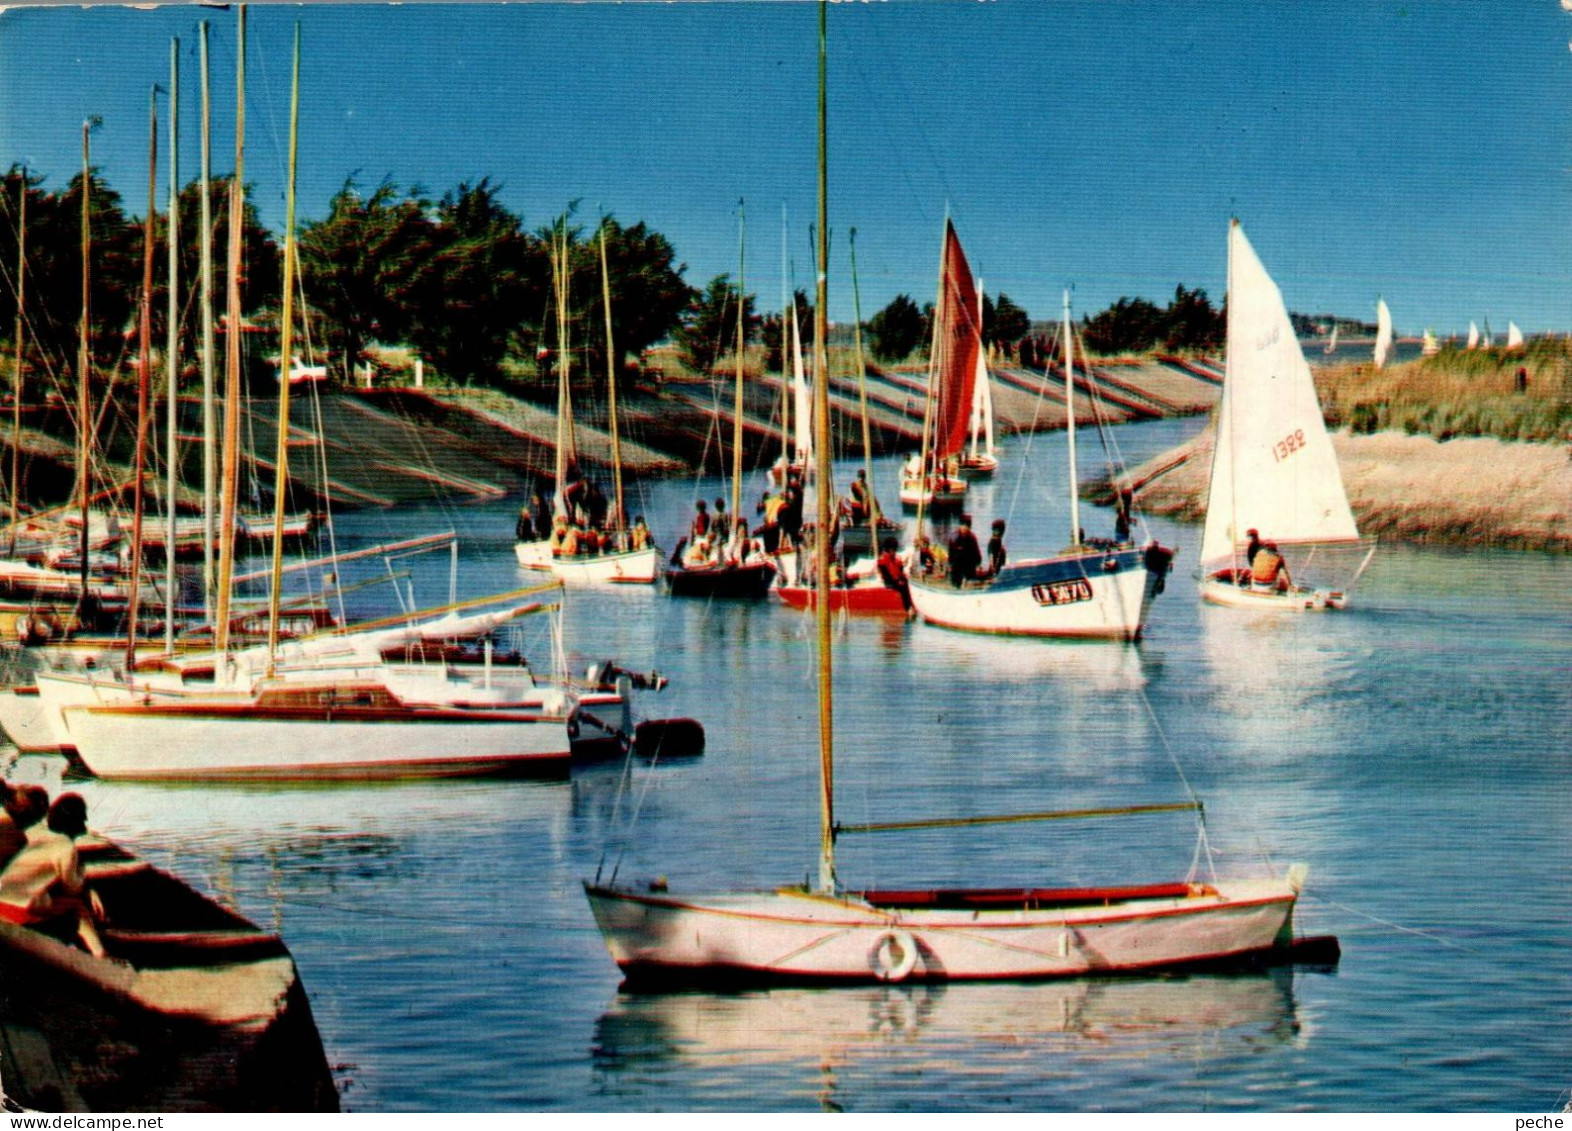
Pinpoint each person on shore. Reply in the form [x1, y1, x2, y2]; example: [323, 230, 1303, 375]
[0, 790, 106, 958]
[947, 514, 982, 588]
[1251, 541, 1292, 592]
[985, 519, 1008, 578]
[876, 537, 913, 612]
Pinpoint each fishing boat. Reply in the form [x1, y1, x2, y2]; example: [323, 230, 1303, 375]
[897, 221, 974, 512]
[1198, 221, 1377, 612]
[0, 830, 337, 1112]
[908, 290, 1174, 641]
[586, 6, 1313, 986]
[1373, 298, 1393, 368]
[515, 219, 660, 585]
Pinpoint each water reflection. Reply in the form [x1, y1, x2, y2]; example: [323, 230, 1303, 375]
[591, 969, 1308, 1110]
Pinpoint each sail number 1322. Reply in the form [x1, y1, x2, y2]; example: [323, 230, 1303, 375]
[1271, 428, 1306, 463]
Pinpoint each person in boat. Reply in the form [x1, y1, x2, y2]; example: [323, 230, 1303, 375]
[530, 485, 552, 542]
[0, 789, 106, 958]
[902, 452, 922, 482]
[757, 490, 786, 554]
[682, 534, 715, 569]
[947, 514, 982, 588]
[780, 484, 805, 549]
[561, 461, 589, 526]
[876, 536, 912, 611]
[0, 783, 28, 867]
[1115, 490, 1134, 544]
[558, 522, 583, 557]
[984, 519, 1007, 578]
[847, 470, 872, 525]
[725, 518, 754, 565]
[711, 497, 732, 546]
[515, 504, 536, 544]
[1251, 540, 1293, 592]
[549, 517, 570, 555]
[690, 500, 710, 542]
[584, 480, 610, 532]
[630, 515, 651, 551]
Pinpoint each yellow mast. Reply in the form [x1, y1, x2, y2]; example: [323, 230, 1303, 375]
[214, 3, 245, 659]
[848, 227, 878, 528]
[163, 37, 180, 653]
[731, 201, 745, 525]
[8, 165, 24, 555]
[598, 221, 624, 535]
[125, 86, 158, 669]
[76, 118, 98, 613]
[814, 0, 835, 895]
[265, 23, 302, 674]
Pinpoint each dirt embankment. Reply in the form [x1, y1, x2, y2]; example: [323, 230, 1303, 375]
[1123, 427, 1572, 551]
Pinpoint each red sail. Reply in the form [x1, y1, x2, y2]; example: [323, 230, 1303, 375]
[932, 222, 980, 462]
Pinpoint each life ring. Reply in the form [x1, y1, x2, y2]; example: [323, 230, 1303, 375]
[871, 929, 918, 983]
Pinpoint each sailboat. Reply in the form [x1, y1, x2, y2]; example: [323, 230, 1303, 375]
[1323, 324, 1338, 355]
[1372, 298, 1393, 368]
[906, 290, 1174, 640]
[957, 285, 999, 479]
[898, 221, 973, 511]
[1198, 221, 1376, 612]
[514, 218, 660, 584]
[1467, 320, 1480, 350]
[585, 5, 1312, 985]
[1506, 321, 1524, 351]
[1422, 328, 1439, 357]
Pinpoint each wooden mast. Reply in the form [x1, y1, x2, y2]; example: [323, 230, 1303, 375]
[912, 214, 949, 539]
[731, 201, 745, 525]
[1063, 288, 1080, 548]
[848, 227, 877, 529]
[265, 23, 301, 673]
[76, 117, 98, 617]
[779, 204, 790, 472]
[199, 21, 217, 620]
[813, 0, 835, 895]
[214, 3, 245, 659]
[8, 164, 24, 555]
[551, 216, 573, 515]
[164, 36, 180, 652]
[597, 220, 624, 535]
[125, 86, 157, 670]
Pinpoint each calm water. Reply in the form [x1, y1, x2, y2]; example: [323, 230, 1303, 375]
[8, 417, 1569, 1113]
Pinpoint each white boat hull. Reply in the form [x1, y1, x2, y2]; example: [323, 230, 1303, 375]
[908, 544, 1172, 640]
[0, 687, 66, 752]
[515, 540, 659, 585]
[585, 875, 1298, 984]
[60, 689, 573, 781]
[1199, 574, 1347, 612]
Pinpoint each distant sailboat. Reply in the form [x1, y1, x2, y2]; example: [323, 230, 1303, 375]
[1323, 324, 1338, 355]
[1373, 298, 1393, 369]
[1467, 321, 1480, 350]
[1422, 328, 1439, 357]
[958, 284, 999, 479]
[1199, 221, 1376, 612]
[898, 220, 974, 512]
[1506, 321, 1524, 350]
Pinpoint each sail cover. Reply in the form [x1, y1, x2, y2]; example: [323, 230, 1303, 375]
[1200, 222, 1360, 570]
[931, 221, 981, 463]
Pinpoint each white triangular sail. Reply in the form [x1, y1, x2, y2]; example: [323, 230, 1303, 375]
[1467, 321, 1479, 350]
[1323, 324, 1338, 354]
[1422, 328, 1439, 357]
[1507, 321, 1524, 350]
[1201, 222, 1360, 571]
[1373, 298, 1393, 369]
[790, 295, 812, 467]
[968, 291, 994, 460]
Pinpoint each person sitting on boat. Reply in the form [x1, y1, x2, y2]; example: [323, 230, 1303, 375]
[561, 462, 590, 526]
[947, 514, 982, 588]
[0, 784, 28, 868]
[983, 519, 1007, 579]
[0, 790, 106, 958]
[515, 504, 536, 544]
[577, 526, 602, 556]
[530, 485, 552, 541]
[549, 517, 570, 555]
[876, 537, 913, 611]
[902, 452, 922, 481]
[584, 480, 610, 532]
[725, 518, 754, 565]
[757, 490, 786, 553]
[1237, 528, 1264, 585]
[1250, 541, 1293, 592]
[847, 470, 872, 524]
[690, 500, 710, 542]
[558, 523, 582, 557]
[630, 515, 651, 551]
[683, 534, 715, 569]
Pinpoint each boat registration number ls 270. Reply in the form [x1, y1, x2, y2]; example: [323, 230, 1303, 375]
[1031, 579, 1093, 606]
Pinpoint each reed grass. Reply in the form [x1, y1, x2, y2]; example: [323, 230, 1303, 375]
[1316, 338, 1572, 443]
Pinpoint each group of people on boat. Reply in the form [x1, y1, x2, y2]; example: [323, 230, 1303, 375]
[0, 782, 105, 958]
[1225, 527, 1293, 592]
[517, 468, 653, 559]
[910, 513, 1008, 589]
[672, 497, 769, 572]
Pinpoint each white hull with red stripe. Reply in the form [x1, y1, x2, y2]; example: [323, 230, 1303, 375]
[585, 873, 1301, 984]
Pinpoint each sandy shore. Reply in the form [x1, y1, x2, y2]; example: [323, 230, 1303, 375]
[1124, 428, 1572, 551]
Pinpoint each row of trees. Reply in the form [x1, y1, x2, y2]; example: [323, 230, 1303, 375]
[0, 162, 1231, 398]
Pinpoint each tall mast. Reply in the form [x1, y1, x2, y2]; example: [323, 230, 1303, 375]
[265, 23, 301, 673]
[779, 204, 790, 470]
[598, 220, 624, 533]
[214, 3, 245, 659]
[164, 36, 180, 652]
[551, 216, 572, 510]
[848, 227, 876, 526]
[126, 86, 157, 670]
[199, 20, 217, 620]
[1063, 288, 1080, 547]
[76, 118, 97, 614]
[8, 165, 24, 555]
[814, 0, 835, 896]
[969, 278, 983, 461]
[913, 212, 948, 537]
[731, 201, 745, 524]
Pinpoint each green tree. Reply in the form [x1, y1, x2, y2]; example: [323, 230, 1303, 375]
[866, 292, 926, 362]
[764, 287, 812, 372]
[1081, 296, 1166, 355]
[983, 292, 1030, 357]
[585, 216, 693, 380]
[297, 179, 442, 377]
[1163, 284, 1223, 351]
[674, 274, 757, 375]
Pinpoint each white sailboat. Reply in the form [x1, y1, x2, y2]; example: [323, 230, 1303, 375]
[1372, 298, 1393, 369]
[515, 219, 660, 584]
[1506, 321, 1524, 350]
[908, 290, 1174, 640]
[585, 6, 1311, 985]
[1323, 324, 1338, 355]
[1467, 320, 1480, 350]
[1422, 328, 1439, 357]
[1199, 221, 1376, 612]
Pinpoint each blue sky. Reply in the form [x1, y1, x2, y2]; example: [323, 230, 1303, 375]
[1, 1, 1569, 335]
